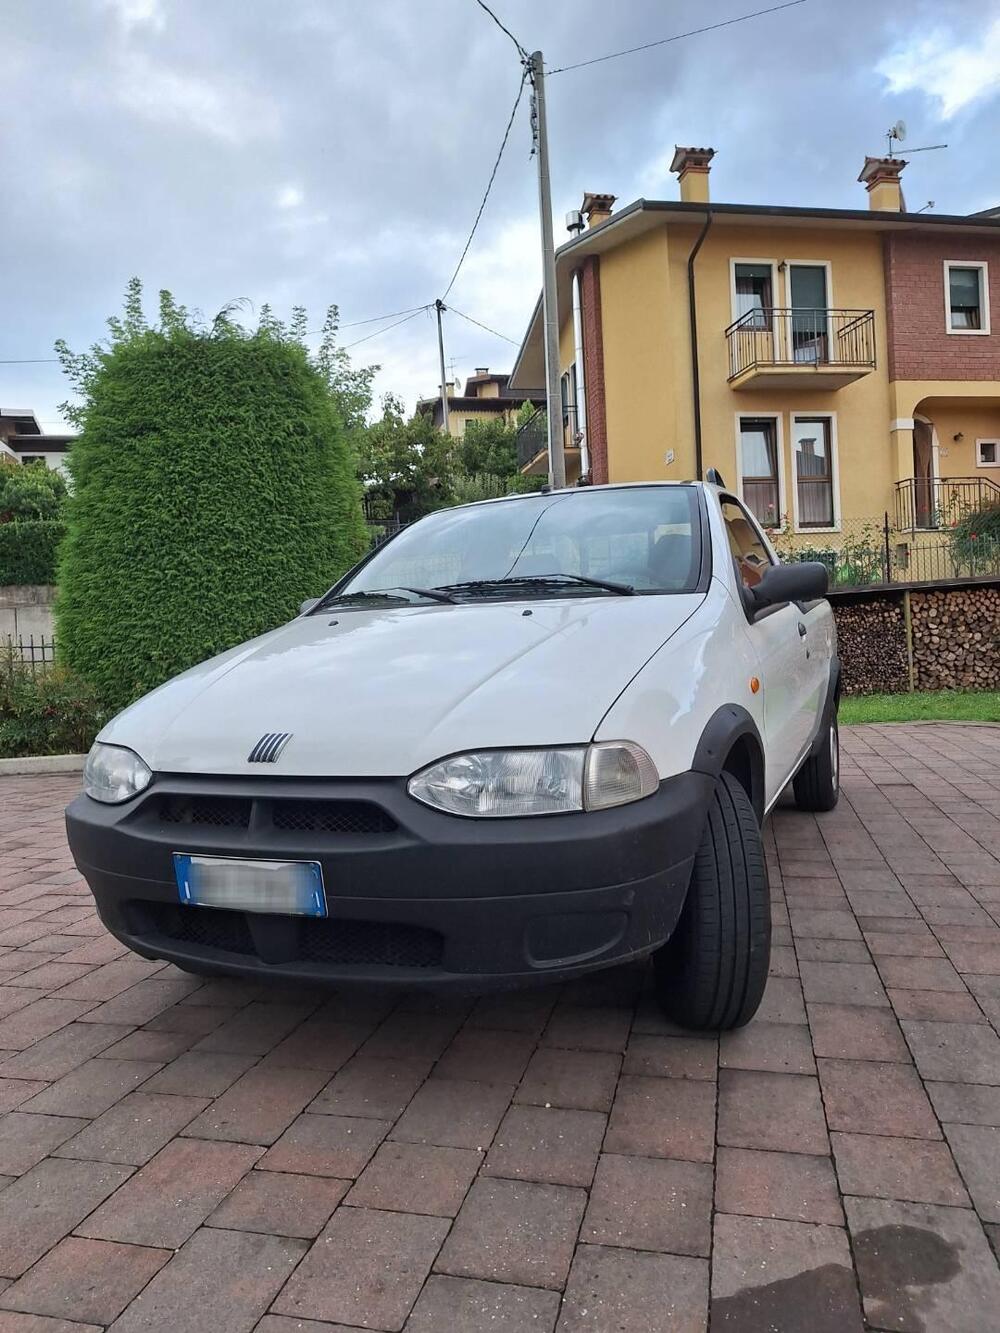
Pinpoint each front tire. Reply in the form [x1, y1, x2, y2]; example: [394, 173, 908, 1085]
[793, 714, 840, 812]
[653, 772, 771, 1031]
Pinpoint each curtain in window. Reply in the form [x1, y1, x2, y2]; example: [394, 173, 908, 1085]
[949, 267, 982, 329]
[794, 419, 833, 527]
[735, 264, 773, 329]
[740, 419, 779, 526]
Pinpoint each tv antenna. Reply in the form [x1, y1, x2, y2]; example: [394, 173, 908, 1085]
[885, 120, 947, 157]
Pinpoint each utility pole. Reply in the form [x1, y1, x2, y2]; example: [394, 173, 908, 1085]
[434, 299, 451, 436]
[528, 51, 565, 489]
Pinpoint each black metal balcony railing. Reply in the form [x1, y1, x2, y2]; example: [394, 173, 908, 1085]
[515, 409, 548, 471]
[725, 308, 876, 380]
[894, 475, 1000, 532]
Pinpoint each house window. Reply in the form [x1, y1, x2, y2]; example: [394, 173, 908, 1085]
[793, 417, 836, 529]
[977, 439, 999, 468]
[738, 417, 781, 528]
[18, 455, 45, 466]
[733, 262, 773, 329]
[945, 262, 990, 334]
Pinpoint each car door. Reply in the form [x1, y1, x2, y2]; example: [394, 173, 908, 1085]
[720, 497, 814, 804]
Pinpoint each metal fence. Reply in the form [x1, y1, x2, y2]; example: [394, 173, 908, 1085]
[3, 635, 57, 675]
[771, 513, 1000, 590]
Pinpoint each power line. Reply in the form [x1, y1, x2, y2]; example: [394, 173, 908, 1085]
[447, 305, 519, 345]
[472, 0, 528, 60]
[306, 304, 430, 336]
[0, 358, 60, 365]
[441, 70, 528, 301]
[341, 306, 431, 350]
[547, 0, 808, 74]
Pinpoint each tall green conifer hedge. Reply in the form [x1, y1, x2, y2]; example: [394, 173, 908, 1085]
[56, 283, 369, 710]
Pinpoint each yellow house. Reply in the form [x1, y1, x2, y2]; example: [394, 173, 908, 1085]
[509, 150, 1000, 575]
[416, 368, 544, 439]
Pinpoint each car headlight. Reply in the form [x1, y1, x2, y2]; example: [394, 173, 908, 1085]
[83, 743, 153, 804]
[407, 742, 658, 818]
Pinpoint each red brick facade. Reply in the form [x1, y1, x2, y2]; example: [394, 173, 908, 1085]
[883, 231, 1000, 381]
[581, 255, 609, 484]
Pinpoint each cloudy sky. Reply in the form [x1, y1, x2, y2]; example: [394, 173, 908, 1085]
[4, 0, 999, 432]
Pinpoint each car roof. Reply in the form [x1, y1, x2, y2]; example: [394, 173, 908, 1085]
[449, 480, 720, 514]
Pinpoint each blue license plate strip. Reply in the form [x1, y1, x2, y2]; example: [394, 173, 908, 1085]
[173, 853, 327, 917]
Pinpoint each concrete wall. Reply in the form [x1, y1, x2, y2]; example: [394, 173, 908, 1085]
[0, 584, 56, 645]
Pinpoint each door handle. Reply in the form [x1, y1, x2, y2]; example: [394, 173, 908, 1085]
[797, 622, 807, 637]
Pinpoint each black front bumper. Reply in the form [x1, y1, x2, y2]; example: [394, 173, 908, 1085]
[65, 771, 713, 990]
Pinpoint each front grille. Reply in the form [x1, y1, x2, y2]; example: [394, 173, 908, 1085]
[159, 796, 252, 829]
[132, 901, 255, 954]
[131, 902, 443, 970]
[271, 800, 396, 834]
[299, 918, 442, 968]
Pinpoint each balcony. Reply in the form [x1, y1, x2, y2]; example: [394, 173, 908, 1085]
[894, 475, 1000, 532]
[726, 308, 876, 390]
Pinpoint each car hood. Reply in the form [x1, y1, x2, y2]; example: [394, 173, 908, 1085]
[99, 594, 704, 777]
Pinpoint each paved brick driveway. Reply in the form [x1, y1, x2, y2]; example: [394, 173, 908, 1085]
[1, 722, 1000, 1332]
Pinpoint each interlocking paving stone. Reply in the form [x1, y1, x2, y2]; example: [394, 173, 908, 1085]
[108, 1226, 305, 1333]
[927, 1081, 1000, 1126]
[0, 1313, 102, 1333]
[206, 1169, 348, 1237]
[943, 1124, 1000, 1223]
[405, 1274, 559, 1333]
[717, 1070, 829, 1156]
[0, 1159, 133, 1279]
[714, 1146, 843, 1225]
[260, 1112, 390, 1178]
[76, 1138, 262, 1248]
[390, 1078, 513, 1149]
[514, 1047, 621, 1112]
[17, 1059, 160, 1118]
[190, 1001, 314, 1055]
[183, 1064, 329, 1145]
[484, 1105, 606, 1188]
[806, 1003, 911, 1062]
[710, 1213, 864, 1331]
[308, 1054, 431, 1119]
[273, 1206, 448, 1330]
[0, 1116, 88, 1176]
[582, 1153, 713, 1255]
[435, 1177, 585, 1290]
[901, 1019, 1000, 1084]
[346, 1141, 479, 1216]
[540, 1005, 632, 1052]
[558, 1244, 709, 1332]
[432, 1028, 536, 1084]
[845, 1196, 1000, 1332]
[888, 987, 987, 1022]
[0, 1237, 169, 1325]
[621, 1034, 717, 1080]
[831, 1131, 970, 1206]
[718, 1021, 815, 1074]
[52, 1091, 209, 1165]
[140, 1050, 257, 1097]
[817, 1058, 941, 1138]
[604, 1076, 716, 1162]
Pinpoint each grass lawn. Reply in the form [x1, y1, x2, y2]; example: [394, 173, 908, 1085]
[841, 691, 1000, 725]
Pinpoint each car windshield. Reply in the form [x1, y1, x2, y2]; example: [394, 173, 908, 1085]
[336, 487, 703, 603]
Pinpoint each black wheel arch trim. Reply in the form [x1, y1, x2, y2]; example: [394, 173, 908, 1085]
[690, 704, 766, 823]
[807, 653, 842, 757]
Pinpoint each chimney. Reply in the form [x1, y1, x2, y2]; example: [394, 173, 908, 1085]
[475, 366, 489, 376]
[670, 146, 715, 204]
[444, 381, 455, 395]
[858, 156, 907, 212]
[581, 192, 616, 229]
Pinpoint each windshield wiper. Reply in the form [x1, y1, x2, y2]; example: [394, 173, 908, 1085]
[438, 573, 635, 597]
[318, 586, 456, 611]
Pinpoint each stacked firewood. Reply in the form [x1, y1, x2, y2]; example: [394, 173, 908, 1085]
[831, 598, 909, 695]
[911, 587, 1000, 691]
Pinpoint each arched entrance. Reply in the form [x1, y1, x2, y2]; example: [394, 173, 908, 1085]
[912, 415, 936, 529]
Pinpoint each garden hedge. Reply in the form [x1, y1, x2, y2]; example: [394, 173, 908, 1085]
[0, 519, 65, 586]
[57, 319, 368, 710]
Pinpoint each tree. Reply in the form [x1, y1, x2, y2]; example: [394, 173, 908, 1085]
[55, 280, 369, 709]
[0, 460, 67, 522]
[455, 408, 546, 495]
[357, 395, 455, 521]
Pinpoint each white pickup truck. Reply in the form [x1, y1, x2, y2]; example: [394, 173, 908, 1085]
[66, 480, 839, 1030]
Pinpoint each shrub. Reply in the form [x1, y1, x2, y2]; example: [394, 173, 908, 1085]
[0, 647, 107, 758]
[56, 282, 369, 710]
[0, 519, 66, 585]
[950, 503, 1000, 576]
[0, 461, 68, 521]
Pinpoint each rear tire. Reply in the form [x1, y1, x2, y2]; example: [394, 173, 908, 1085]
[793, 714, 840, 812]
[653, 772, 771, 1031]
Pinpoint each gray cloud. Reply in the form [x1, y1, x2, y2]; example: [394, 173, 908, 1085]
[3, 0, 997, 428]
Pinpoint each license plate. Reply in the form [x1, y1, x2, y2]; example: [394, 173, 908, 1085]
[173, 853, 327, 917]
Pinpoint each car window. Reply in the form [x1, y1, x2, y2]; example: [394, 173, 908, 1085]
[339, 487, 703, 599]
[720, 497, 774, 591]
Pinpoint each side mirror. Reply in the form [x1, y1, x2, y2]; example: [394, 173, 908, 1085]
[750, 561, 828, 614]
[299, 597, 320, 615]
